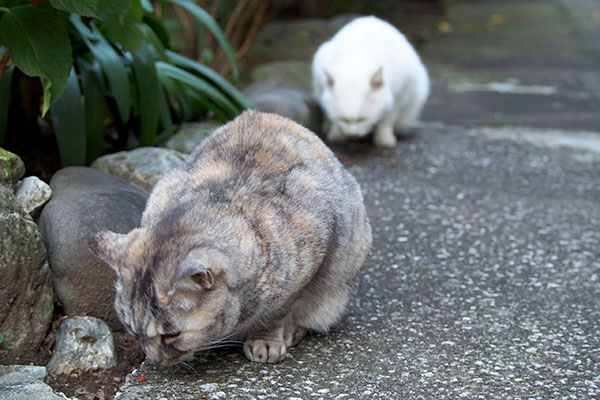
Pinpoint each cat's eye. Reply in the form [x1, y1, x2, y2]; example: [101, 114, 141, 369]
[161, 332, 181, 344]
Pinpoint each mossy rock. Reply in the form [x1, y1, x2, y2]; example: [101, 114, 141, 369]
[0, 148, 25, 189]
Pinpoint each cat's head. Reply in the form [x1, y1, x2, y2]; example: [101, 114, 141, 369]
[319, 66, 393, 137]
[88, 229, 241, 365]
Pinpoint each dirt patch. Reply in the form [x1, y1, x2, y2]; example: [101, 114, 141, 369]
[45, 332, 145, 400]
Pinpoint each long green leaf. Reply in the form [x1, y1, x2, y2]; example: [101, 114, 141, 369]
[49, 0, 99, 17]
[166, 0, 238, 79]
[71, 14, 132, 123]
[166, 50, 253, 110]
[78, 58, 107, 164]
[0, 64, 14, 145]
[49, 67, 86, 166]
[133, 43, 160, 146]
[105, 0, 144, 53]
[155, 86, 174, 143]
[155, 61, 237, 117]
[139, 21, 168, 60]
[0, 5, 72, 114]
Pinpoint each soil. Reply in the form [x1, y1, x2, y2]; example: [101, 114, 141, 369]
[45, 332, 145, 400]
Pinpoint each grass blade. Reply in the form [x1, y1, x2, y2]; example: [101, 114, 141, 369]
[71, 14, 132, 123]
[155, 61, 237, 118]
[0, 65, 14, 146]
[166, 50, 253, 110]
[166, 0, 239, 79]
[78, 58, 107, 164]
[133, 43, 160, 146]
[49, 67, 86, 166]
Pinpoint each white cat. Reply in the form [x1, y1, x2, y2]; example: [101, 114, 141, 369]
[312, 16, 429, 147]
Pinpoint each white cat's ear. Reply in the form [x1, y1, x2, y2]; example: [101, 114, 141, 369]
[325, 70, 334, 87]
[88, 230, 130, 276]
[177, 260, 215, 290]
[370, 66, 384, 89]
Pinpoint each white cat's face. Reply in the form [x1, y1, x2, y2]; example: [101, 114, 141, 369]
[320, 67, 393, 137]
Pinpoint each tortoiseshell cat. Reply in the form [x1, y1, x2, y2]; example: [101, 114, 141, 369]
[89, 111, 372, 364]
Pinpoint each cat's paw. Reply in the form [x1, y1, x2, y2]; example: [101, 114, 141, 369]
[243, 339, 287, 363]
[373, 127, 397, 148]
[327, 126, 346, 143]
[284, 326, 307, 347]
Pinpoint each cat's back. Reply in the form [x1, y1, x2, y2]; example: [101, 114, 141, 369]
[320, 16, 412, 59]
[143, 111, 361, 224]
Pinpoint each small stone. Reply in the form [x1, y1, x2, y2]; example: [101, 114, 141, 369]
[0, 365, 65, 400]
[165, 120, 222, 154]
[14, 176, 52, 216]
[0, 147, 25, 189]
[47, 316, 117, 376]
[91, 147, 187, 193]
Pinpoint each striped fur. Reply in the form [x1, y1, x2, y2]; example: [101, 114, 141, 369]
[89, 110, 372, 364]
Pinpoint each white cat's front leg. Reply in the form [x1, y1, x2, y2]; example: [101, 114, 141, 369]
[327, 123, 346, 143]
[373, 121, 397, 148]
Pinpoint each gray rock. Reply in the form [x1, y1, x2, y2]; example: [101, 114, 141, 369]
[244, 81, 323, 133]
[38, 167, 148, 328]
[91, 147, 186, 193]
[0, 147, 25, 189]
[0, 365, 66, 400]
[14, 176, 52, 216]
[47, 316, 117, 375]
[250, 60, 313, 92]
[164, 120, 222, 153]
[0, 185, 54, 363]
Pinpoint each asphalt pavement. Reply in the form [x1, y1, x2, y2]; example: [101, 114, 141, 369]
[116, 1, 600, 398]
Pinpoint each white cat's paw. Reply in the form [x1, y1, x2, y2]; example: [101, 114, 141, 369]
[284, 326, 307, 347]
[327, 126, 346, 143]
[374, 128, 397, 148]
[243, 339, 287, 363]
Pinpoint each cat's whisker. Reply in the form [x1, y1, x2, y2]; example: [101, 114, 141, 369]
[179, 361, 198, 373]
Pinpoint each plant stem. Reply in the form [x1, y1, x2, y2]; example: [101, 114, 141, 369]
[0, 51, 10, 81]
[0, 7, 9, 12]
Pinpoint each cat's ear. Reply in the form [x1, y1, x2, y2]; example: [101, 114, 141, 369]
[325, 70, 334, 87]
[88, 230, 131, 277]
[176, 260, 215, 290]
[370, 66, 384, 89]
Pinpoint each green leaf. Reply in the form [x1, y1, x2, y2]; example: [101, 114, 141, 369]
[0, 5, 72, 114]
[71, 14, 132, 123]
[49, 0, 99, 17]
[133, 43, 160, 146]
[78, 58, 107, 163]
[0, 1, 27, 7]
[0, 332, 3, 344]
[0, 64, 14, 145]
[142, 12, 170, 52]
[98, 0, 130, 15]
[140, 0, 152, 12]
[166, 50, 253, 111]
[105, 0, 144, 52]
[166, 0, 239, 79]
[49, 67, 86, 166]
[155, 61, 238, 117]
